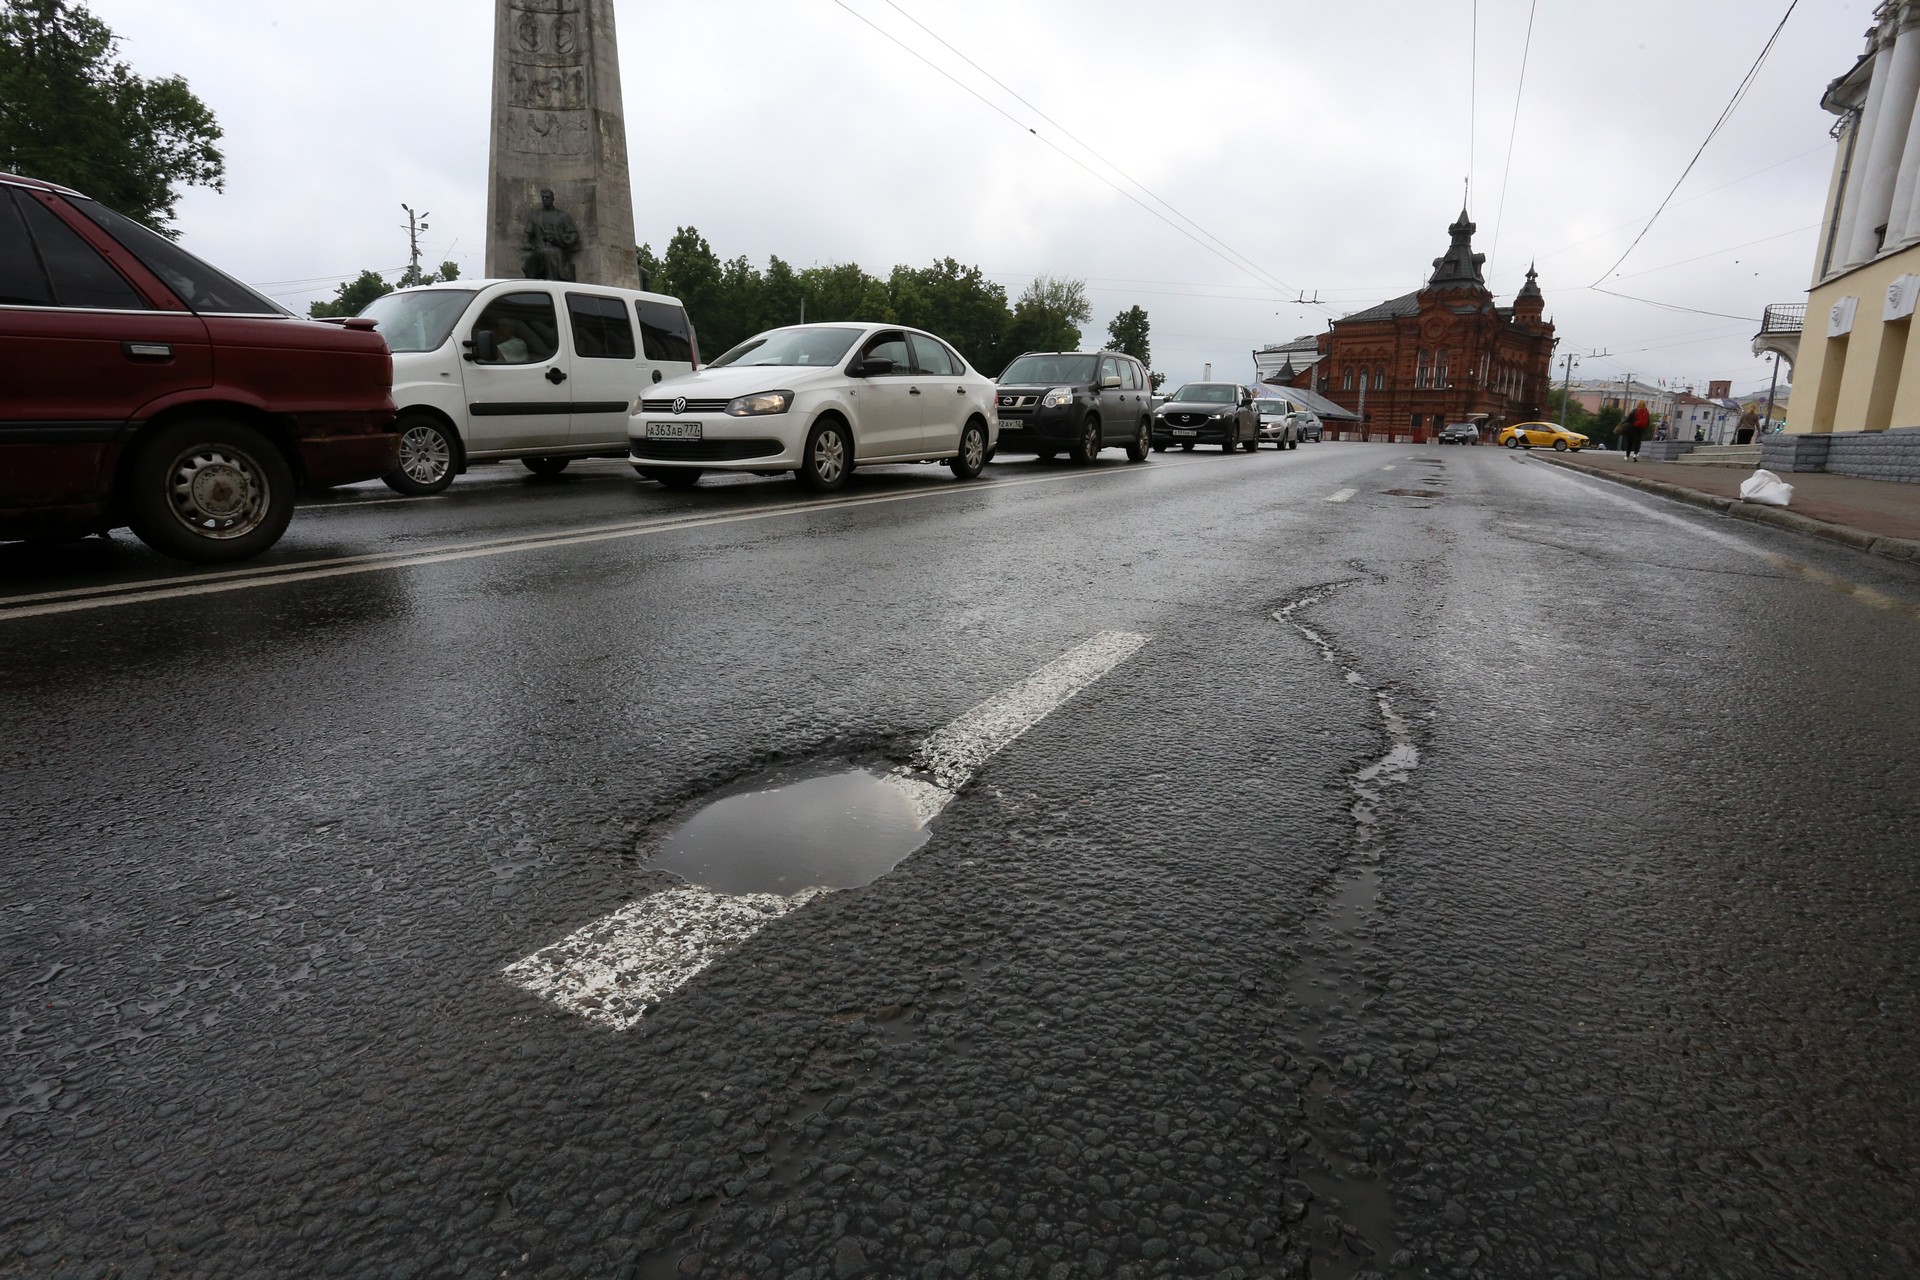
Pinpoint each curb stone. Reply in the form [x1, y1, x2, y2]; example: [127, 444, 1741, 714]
[1537, 456, 1920, 567]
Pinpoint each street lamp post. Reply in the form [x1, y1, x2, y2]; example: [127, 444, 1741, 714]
[1760, 354, 1782, 443]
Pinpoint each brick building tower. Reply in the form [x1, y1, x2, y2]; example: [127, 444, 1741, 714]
[1310, 211, 1555, 441]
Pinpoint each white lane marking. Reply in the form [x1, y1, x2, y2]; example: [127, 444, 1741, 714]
[1327, 488, 1357, 503]
[1381, 465, 1396, 471]
[0, 465, 1208, 622]
[504, 630, 1150, 1031]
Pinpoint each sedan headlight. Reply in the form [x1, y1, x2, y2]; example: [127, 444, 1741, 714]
[1041, 386, 1074, 409]
[725, 390, 793, 416]
[1209, 412, 1227, 421]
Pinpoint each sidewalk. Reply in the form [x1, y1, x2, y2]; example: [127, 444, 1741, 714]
[1535, 449, 1920, 563]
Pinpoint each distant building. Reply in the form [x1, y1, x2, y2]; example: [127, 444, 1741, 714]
[1670, 391, 1740, 443]
[1313, 211, 1555, 442]
[1762, 1, 1920, 480]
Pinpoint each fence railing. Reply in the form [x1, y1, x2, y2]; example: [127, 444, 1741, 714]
[1760, 302, 1806, 334]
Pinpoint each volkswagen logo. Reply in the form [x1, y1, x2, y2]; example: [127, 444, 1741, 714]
[673, 396, 687, 415]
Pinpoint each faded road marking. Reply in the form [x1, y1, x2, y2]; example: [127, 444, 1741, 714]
[1327, 488, 1357, 503]
[504, 631, 1151, 1030]
[0, 465, 1208, 623]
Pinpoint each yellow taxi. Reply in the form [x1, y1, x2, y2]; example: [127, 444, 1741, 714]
[1499, 421, 1589, 451]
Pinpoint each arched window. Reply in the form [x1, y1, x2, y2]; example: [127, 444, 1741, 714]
[1415, 350, 1429, 389]
[1343, 367, 1354, 391]
[1373, 367, 1386, 391]
[1436, 350, 1449, 387]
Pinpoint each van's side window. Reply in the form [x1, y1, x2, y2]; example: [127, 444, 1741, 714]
[566, 293, 636, 359]
[0, 189, 54, 306]
[14, 192, 147, 310]
[634, 299, 693, 362]
[471, 292, 559, 365]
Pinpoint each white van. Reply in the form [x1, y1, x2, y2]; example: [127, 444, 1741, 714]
[357, 279, 697, 494]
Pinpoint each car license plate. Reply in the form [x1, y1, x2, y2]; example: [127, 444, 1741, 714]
[1172, 429, 1197, 437]
[995, 418, 1022, 431]
[645, 421, 702, 440]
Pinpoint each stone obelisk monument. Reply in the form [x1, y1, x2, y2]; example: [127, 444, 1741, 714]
[485, 0, 638, 287]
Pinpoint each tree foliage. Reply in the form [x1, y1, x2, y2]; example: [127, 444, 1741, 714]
[0, 0, 224, 235]
[308, 261, 458, 319]
[638, 227, 1109, 375]
[1105, 305, 1150, 365]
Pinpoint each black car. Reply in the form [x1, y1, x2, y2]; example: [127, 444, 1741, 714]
[1152, 382, 1259, 452]
[993, 350, 1154, 463]
[1439, 421, 1481, 445]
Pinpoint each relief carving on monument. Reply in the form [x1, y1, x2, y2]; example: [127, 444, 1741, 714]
[507, 63, 585, 111]
[504, 108, 589, 156]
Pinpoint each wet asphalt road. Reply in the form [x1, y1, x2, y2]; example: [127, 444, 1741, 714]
[2, 443, 1917, 1280]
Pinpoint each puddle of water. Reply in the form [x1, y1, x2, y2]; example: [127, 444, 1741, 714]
[648, 767, 930, 896]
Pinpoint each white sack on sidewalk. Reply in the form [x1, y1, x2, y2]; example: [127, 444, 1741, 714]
[1738, 469, 1794, 507]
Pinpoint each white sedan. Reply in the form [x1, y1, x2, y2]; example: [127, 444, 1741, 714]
[628, 323, 997, 491]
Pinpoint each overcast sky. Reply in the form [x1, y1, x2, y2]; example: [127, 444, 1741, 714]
[83, 0, 1874, 396]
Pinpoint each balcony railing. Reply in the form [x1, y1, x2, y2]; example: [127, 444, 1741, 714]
[1760, 302, 1805, 335]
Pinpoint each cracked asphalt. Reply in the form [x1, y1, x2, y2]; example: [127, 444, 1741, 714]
[2, 443, 1916, 1279]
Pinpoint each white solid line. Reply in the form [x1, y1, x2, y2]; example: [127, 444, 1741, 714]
[0, 464, 1204, 622]
[1381, 465, 1396, 471]
[503, 630, 1150, 1031]
[1327, 488, 1357, 503]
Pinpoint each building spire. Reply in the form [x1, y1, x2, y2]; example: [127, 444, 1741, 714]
[1428, 209, 1488, 291]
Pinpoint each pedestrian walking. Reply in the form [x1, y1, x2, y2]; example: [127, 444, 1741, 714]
[1618, 401, 1651, 459]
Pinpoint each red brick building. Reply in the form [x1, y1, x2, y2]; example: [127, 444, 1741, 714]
[1305, 210, 1555, 442]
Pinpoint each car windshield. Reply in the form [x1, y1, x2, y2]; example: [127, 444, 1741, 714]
[358, 289, 477, 352]
[1000, 354, 1098, 384]
[67, 196, 286, 315]
[1254, 400, 1288, 415]
[709, 326, 863, 368]
[1171, 383, 1236, 404]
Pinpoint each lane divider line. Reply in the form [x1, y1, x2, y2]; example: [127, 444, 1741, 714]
[1327, 488, 1357, 503]
[0, 464, 1212, 622]
[502, 630, 1151, 1031]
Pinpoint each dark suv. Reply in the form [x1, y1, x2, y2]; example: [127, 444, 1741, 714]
[0, 171, 397, 561]
[1439, 421, 1481, 445]
[993, 350, 1154, 464]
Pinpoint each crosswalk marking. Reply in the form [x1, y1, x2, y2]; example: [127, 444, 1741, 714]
[1327, 488, 1357, 503]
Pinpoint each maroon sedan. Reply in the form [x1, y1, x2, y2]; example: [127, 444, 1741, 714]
[0, 171, 397, 562]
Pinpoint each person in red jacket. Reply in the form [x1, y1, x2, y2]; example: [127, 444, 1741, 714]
[1618, 401, 1652, 459]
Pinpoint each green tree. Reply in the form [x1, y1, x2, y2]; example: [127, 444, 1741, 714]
[1003, 275, 1090, 366]
[886, 258, 1010, 373]
[308, 261, 457, 318]
[1105, 305, 1150, 365]
[0, 0, 223, 235]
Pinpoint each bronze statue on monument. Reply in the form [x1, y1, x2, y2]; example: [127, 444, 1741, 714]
[519, 188, 581, 280]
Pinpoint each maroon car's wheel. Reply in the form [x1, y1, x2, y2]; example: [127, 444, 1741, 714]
[125, 418, 295, 563]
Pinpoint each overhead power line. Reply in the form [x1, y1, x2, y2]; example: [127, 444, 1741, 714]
[880, 0, 1298, 301]
[830, 0, 1305, 300]
[1590, 0, 1800, 285]
[1487, 0, 1538, 269]
[1584, 286, 1757, 322]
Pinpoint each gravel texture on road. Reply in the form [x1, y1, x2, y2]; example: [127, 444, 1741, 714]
[2, 447, 1915, 1279]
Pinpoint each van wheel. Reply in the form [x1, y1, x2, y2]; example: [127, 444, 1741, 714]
[798, 419, 851, 492]
[523, 456, 571, 476]
[1243, 436, 1259, 453]
[648, 468, 702, 489]
[383, 414, 458, 495]
[125, 418, 295, 563]
[1126, 420, 1151, 463]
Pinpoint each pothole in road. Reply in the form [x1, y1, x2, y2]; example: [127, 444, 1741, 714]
[648, 765, 931, 895]
[1380, 488, 1447, 499]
